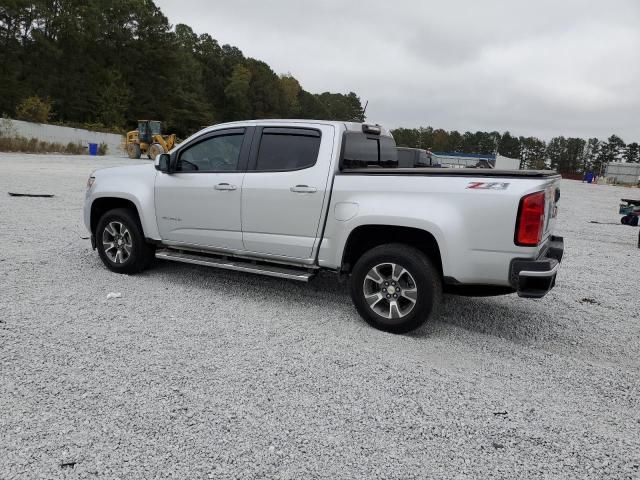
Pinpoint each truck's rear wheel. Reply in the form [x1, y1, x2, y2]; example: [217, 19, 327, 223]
[127, 143, 141, 159]
[349, 244, 442, 333]
[96, 208, 154, 274]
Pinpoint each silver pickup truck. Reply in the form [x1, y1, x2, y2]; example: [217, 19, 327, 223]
[84, 120, 563, 333]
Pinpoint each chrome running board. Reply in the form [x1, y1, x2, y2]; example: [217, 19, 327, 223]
[155, 249, 315, 282]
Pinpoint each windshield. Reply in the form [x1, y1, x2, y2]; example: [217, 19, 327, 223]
[149, 122, 161, 135]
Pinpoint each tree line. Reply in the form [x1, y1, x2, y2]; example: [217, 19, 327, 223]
[0, 0, 365, 137]
[391, 127, 639, 174]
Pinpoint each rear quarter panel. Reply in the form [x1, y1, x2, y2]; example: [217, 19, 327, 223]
[320, 174, 560, 285]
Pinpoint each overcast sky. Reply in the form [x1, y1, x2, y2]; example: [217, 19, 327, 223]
[155, 0, 640, 141]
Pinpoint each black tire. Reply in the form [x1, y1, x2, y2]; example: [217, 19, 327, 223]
[96, 208, 155, 274]
[148, 142, 164, 160]
[127, 143, 141, 159]
[349, 243, 442, 334]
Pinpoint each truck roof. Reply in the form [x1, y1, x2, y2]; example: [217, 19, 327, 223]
[197, 119, 393, 138]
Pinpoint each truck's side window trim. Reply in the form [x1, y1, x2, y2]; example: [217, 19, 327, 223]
[172, 127, 254, 173]
[247, 126, 322, 172]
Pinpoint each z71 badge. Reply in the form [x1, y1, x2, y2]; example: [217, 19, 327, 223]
[466, 182, 510, 190]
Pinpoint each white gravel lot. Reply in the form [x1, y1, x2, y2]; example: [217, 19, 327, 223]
[1, 153, 639, 479]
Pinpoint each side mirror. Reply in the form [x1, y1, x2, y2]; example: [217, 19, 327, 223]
[155, 153, 171, 173]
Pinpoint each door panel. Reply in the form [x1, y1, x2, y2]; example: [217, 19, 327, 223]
[241, 124, 335, 259]
[154, 128, 251, 251]
[155, 172, 244, 250]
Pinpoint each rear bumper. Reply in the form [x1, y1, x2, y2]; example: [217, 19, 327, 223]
[509, 236, 564, 298]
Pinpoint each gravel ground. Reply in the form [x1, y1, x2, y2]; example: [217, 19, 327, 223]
[1, 153, 639, 479]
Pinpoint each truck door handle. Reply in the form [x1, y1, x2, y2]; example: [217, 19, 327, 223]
[214, 183, 237, 191]
[290, 185, 317, 193]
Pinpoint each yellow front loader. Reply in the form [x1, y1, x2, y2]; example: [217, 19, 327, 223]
[125, 120, 177, 159]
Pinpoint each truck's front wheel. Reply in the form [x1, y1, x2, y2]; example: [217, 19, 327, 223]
[349, 244, 442, 334]
[96, 208, 155, 274]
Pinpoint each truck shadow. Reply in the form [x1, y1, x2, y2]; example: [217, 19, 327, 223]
[150, 261, 557, 345]
[423, 294, 559, 344]
[305, 270, 559, 344]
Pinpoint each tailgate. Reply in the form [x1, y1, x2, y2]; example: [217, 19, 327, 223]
[542, 179, 561, 242]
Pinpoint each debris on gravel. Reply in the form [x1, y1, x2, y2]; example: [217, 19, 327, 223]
[8, 192, 55, 198]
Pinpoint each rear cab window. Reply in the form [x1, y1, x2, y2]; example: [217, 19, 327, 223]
[341, 130, 397, 169]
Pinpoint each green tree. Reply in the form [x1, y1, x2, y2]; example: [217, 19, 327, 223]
[279, 74, 302, 117]
[625, 142, 639, 163]
[520, 136, 547, 169]
[224, 63, 252, 119]
[297, 90, 329, 119]
[582, 138, 600, 172]
[390, 127, 419, 148]
[315, 92, 365, 122]
[168, 24, 215, 134]
[547, 136, 568, 172]
[607, 134, 626, 162]
[447, 130, 463, 152]
[93, 69, 128, 128]
[431, 129, 450, 151]
[565, 138, 586, 174]
[15, 95, 51, 123]
[461, 131, 476, 153]
[498, 131, 521, 158]
[246, 59, 286, 118]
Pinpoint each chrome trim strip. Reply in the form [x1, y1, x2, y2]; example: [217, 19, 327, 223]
[518, 263, 559, 278]
[155, 250, 314, 282]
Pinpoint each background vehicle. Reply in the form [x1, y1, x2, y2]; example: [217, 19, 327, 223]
[125, 120, 177, 159]
[396, 147, 432, 168]
[85, 120, 563, 333]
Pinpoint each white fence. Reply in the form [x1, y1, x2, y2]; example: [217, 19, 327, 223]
[1, 118, 124, 155]
[605, 162, 640, 185]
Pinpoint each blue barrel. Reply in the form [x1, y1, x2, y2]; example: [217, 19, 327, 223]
[88, 143, 98, 155]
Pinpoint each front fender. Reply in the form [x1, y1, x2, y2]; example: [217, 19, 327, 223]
[85, 165, 160, 240]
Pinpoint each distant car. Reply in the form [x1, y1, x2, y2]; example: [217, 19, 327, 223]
[396, 147, 432, 168]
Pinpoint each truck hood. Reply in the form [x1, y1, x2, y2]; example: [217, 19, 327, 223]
[94, 163, 156, 180]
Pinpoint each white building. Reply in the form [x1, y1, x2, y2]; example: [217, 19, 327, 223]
[604, 162, 640, 185]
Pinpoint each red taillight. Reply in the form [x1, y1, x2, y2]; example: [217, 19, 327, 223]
[515, 191, 546, 246]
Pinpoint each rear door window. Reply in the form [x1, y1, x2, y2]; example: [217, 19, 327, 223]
[254, 128, 321, 171]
